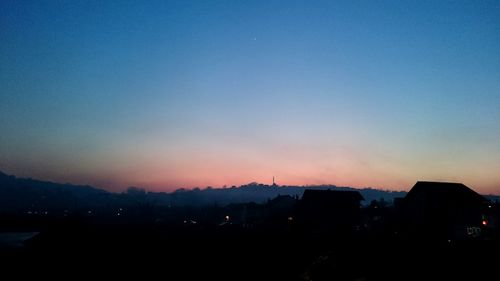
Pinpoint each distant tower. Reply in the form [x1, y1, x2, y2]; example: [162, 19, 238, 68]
[272, 176, 277, 187]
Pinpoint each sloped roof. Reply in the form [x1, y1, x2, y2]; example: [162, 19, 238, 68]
[404, 181, 488, 204]
[302, 189, 364, 202]
[269, 195, 296, 207]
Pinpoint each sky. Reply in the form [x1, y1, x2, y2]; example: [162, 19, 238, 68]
[1, 0, 500, 194]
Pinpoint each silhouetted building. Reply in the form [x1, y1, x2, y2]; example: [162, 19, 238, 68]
[297, 190, 364, 234]
[268, 195, 297, 210]
[401, 181, 491, 240]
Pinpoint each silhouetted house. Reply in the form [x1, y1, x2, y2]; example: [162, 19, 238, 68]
[268, 195, 297, 211]
[401, 181, 490, 240]
[297, 190, 364, 234]
[264, 195, 298, 227]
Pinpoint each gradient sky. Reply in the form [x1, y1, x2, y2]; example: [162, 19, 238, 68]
[1, 0, 500, 193]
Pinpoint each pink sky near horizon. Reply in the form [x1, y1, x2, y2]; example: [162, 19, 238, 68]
[2, 137, 500, 195]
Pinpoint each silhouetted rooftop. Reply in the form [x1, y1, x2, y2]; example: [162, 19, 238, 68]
[405, 181, 488, 204]
[302, 190, 364, 202]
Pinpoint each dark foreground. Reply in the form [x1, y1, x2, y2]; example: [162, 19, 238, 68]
[1, 222, 498, 281]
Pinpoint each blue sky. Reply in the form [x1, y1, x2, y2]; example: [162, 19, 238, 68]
[1, 1, 500, 193]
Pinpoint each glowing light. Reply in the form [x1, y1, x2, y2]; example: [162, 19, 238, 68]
[482, 220, 488, 226]
[225, 215, 230, 221]
[288, 217, 293, 221]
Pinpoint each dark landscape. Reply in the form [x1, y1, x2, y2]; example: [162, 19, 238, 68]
[1, 171, 499, 280]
